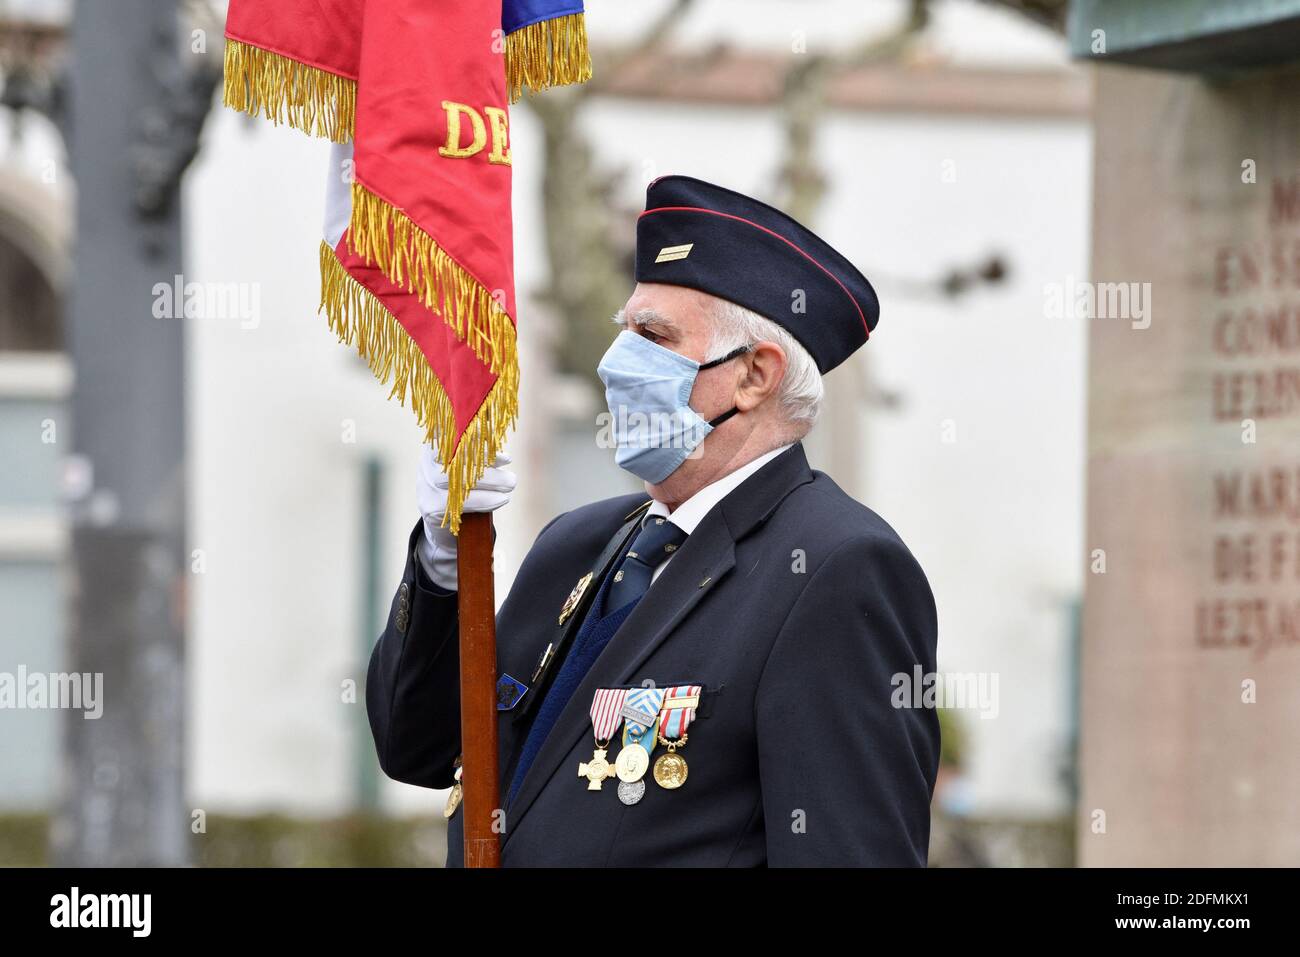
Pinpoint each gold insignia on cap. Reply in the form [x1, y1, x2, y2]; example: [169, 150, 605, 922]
[655, 243, 694, 263]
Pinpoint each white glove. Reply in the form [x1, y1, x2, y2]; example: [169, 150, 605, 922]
[416, 446, 516, 591]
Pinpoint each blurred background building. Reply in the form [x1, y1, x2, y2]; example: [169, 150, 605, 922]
[0, 0, 1092, 865]
[0, 0, 73, 825]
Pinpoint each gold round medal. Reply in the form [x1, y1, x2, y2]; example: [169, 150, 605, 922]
[653, 751, 688, 789]
[615, 743, 650, 782]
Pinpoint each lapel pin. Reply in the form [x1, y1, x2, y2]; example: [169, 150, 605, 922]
[495, 673, 529, 711]
[558, 571, 594, 624]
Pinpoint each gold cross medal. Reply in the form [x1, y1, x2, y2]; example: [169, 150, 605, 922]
[653, 685, 702, 790]
[614, 687, 666, 805]
[579, 688, 630, 791]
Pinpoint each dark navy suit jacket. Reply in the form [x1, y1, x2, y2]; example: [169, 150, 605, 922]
[366, 442, 940, 866]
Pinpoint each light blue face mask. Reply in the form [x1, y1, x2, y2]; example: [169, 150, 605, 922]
[596, 330, 751, 484]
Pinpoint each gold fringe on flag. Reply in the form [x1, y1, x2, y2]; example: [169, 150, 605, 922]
[346, 180, 518, 382]
[319, 241, 519, 532]
[505, 12, 593, 103]
[223, 38, 356, 144]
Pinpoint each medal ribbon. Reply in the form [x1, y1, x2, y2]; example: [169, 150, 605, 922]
[590, 688, 630, 744]
[620, 687, 664, 750]
[657, 684, 702, 741]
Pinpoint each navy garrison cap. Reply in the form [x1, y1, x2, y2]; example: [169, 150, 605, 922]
[635, 175, 879, 374]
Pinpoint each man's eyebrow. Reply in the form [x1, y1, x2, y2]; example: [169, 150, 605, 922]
[611, 308, 677, 332]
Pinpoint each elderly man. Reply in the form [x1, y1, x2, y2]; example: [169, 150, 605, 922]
[366, 175, 939, 867]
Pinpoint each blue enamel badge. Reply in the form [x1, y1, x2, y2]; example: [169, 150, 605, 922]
[495, 673, 529, 711]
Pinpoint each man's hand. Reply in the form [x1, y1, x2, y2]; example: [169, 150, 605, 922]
[416, 447, 516, 591]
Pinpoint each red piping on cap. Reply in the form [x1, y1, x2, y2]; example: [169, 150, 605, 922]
[639, 205, 871, 338]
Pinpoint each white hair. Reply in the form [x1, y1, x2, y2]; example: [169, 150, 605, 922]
[706, 299, 823, 429]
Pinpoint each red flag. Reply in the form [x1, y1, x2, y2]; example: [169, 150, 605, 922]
[332, 0, 517, 530]
[223, 0, 590, 140]
[223, 0, 591, 528]
[223, 0, 360, 143]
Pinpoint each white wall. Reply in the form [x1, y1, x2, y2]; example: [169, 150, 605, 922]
[839, 114, 1090, 815]
[186, 112, 430, 814]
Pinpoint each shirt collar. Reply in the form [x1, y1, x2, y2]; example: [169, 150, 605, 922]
[645, 443, 795, 534]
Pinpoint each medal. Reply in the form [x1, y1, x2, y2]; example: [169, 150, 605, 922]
[612, 687, 665, 804]
[578, 688, 629, 791]
[653, 750, 688, 789]
[614, 743, 649, 782]
[443, 758, 463, 818]
[579, 748, 615, 790]
[617, 779, 646, 806]
[652, 684, 701, 789]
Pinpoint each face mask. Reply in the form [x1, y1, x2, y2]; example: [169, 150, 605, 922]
[596, 329, 751, 484]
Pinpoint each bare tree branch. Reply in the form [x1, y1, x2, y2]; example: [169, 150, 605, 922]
[586, 0, 696, 99]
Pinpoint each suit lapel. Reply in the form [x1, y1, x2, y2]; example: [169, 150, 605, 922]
[509, 500, 650, 729]
[503, 443, 815, 839]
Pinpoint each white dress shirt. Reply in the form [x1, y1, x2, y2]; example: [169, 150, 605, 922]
[643, 443, 794, 584]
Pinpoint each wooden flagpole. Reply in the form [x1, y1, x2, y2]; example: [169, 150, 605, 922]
[456, 512, 501, 867]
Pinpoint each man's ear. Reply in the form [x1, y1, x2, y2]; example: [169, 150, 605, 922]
[735, 341, 787, 411]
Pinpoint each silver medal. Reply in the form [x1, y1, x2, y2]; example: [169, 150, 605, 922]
[617, 778, 646, 805]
